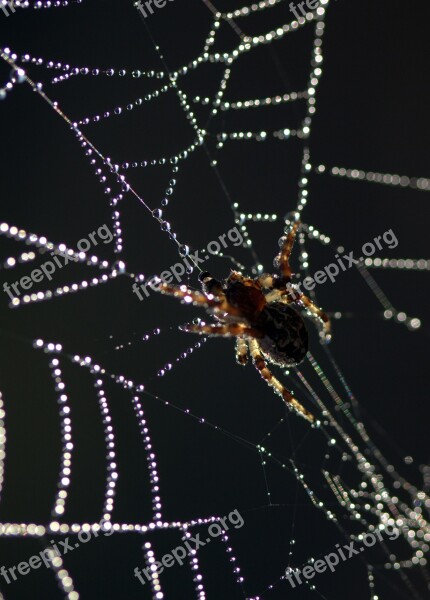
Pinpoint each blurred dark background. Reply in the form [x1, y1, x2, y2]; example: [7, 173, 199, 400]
[0, 1, 429, 598]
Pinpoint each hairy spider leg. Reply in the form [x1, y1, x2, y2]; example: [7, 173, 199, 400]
[256, 273, 276, 289]
[297, 294, 331, 342]
[180, 322, 262, 338]
[264, 286, 298, 304]
[235, 338, 249, 365]
[156, 282, 242, 318]
[248, 339, 315, 423]
[276, 220, 301, 280]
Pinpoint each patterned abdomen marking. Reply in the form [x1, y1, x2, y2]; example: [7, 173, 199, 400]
[259, 303, 308, 366]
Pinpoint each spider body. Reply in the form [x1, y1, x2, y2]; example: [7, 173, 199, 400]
[258, 302, 309, 367]
[156, 221, 331, 423]
[222, 278, 308, 365]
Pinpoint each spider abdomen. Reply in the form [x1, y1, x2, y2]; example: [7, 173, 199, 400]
[258, 303, 308, 366]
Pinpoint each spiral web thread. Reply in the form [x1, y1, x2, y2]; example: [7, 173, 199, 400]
[0, 1, 430, 599]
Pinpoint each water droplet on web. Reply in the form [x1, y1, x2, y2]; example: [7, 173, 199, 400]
[113, 260, 126, 274]
[10, 68, 26, 83]
[152, 209, 162, 219]
[179, 244, 189, 257]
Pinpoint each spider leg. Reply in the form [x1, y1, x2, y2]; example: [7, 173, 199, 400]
[297, 294, 331, 343]
[156, 282, 242, 318]
[248, 339, 315, 423]
[264, 286, 297, 304]
[235, 338, 249, 365]
[256, 273, 275, 289]
[275, 220, 300, 279]
[180, 322, 261, 338]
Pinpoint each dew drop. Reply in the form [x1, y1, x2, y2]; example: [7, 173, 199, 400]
[179, 244, 189, 257]
[113, 260, 126, 274]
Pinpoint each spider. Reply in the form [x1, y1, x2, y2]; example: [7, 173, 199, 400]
[156, 221, 331, 424]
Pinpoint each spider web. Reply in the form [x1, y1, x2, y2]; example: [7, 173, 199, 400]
[0, 1, 429, 599]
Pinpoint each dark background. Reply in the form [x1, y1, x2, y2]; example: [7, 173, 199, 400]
[0, 1, 429, 598]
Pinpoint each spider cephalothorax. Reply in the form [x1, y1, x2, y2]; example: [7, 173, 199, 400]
[156, 221, 331, 423]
